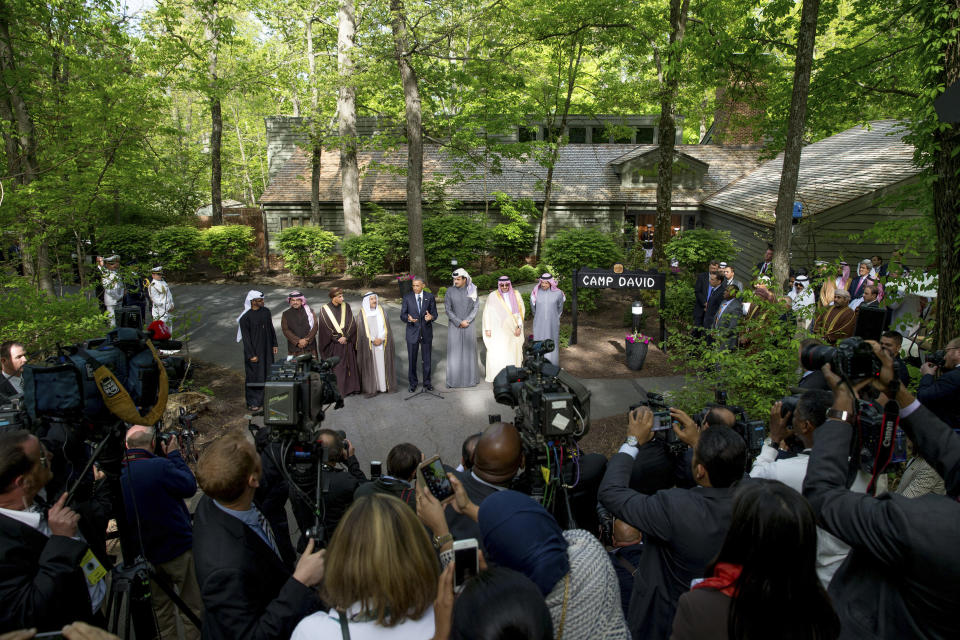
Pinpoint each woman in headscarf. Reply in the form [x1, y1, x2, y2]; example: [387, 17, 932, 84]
[481, 276, 525, 383]
[531, 273, 566, 366]
[355, 292, 397, 396]
[316, 287, 361, 396]
[445, 268, 480, 387]
[280, 290, 318, 358]
[477, 491, 629, 640]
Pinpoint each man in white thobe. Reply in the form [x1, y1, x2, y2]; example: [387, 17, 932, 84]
[482, 276, 526, 383]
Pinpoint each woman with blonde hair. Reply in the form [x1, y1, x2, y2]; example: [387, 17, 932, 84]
[292, 494, 439, 639]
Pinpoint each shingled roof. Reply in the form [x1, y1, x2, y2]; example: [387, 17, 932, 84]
[703, 120, 918, 223]
[260, 143, 762, 206]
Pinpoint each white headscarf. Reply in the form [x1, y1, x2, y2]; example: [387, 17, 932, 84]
[361, 292, 386, 338]
[452, 267, 477, 301]
[237, 290, 265, 342]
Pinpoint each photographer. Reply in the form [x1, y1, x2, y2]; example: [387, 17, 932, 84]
[917, 336, 960, 428]
[803, 341, 960, 638]
[598, 407, 746, 640]
[193, 432, 324, 640]
[667, 405, 736, 489]
[354, 442, 421, 509]
[0, 431, 107, 632]
[119, 425, 203, 640]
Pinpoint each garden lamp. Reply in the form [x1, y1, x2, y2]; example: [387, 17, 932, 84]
[632, 301, 643, 333]
[451, 258, 458, 268]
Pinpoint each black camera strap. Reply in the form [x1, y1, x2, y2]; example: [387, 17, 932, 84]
[866, 399, 901, 495]
[337, 610, 351, 640]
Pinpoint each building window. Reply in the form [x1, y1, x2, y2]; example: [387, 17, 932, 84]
[631, 170, 641, 185]
[518, 126, 537, 142]
[636, 127, 654, 144]
[567, 126, 587, 143]
[592, 126, 609, 143]
[614, 128, 633, 144]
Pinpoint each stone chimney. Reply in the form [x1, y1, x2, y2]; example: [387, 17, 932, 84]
[707, 83, 766, 146]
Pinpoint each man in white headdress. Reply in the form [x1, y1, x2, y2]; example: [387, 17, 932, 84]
[356, 292, 396, 396]
[445, 268, 480, 387]
[530, 273, 565, 366]
[788, 274, 815, 331]
[481, 276, 525, 383]
[148, 266, 175, 332]
[98, 254, 125, 327]
[237, 290, 277, 412]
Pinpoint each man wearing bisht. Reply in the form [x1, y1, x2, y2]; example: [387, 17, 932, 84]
[237, 290, 278, 412]
[482, 276, 526, 383]
[530, 273, 565, 366]
[281, 290, 318, 358]
[316, 287, 361, 396]
[356, 292, 396, 396]
[445, 268, 480, 388]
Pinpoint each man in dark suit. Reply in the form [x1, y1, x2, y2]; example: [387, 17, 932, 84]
[918, 336, 960, 428]
[702, 272, 725, 330]
[756, 245, 774, 276]
[599, 407, 746, 640]
[880, 330, 911, 387]
[193, 432, 324, 640]
[712, 285, 743, 350]
[0, 341, 26, 400]
[399, 276, 438, 391]
[0, 431, 106, 632]
[692, 260, 720, 330]
[804, 346, 960, 638]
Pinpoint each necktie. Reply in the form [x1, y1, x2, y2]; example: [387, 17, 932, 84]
[707, 286, 714, 300]
[256, 510, 280, 558]
[417, 295, 422, 313]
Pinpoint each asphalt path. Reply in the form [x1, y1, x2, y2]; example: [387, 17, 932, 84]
[170, 282, 685, 468]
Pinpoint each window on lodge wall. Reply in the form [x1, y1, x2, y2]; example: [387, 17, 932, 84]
[279, 216, 308, 231]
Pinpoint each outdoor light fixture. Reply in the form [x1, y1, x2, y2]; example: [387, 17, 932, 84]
[632, 301, 643, 332]
[451, 259, 458, 267]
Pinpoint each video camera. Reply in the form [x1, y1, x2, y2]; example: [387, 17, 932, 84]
[260, 354, 344, 439]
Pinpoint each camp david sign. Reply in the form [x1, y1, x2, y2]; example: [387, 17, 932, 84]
[575, 267, 666, 291]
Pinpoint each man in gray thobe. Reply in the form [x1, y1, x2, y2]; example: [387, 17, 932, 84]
[531, 272, 565, 366]
[445, 268, 480, 387]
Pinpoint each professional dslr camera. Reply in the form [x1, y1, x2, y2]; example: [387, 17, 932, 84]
[694, 390, 766, 460]
[925, 350, 947, 369]
[800, 336, 882, 382]
[630, 391, 682, 452]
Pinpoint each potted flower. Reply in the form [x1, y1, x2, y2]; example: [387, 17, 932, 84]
[625, 331, 651, 370]
[397, 274, 414, 296]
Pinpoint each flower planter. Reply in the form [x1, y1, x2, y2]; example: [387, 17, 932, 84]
[398, 280, 413, 296]
[625, 340, 649, 371]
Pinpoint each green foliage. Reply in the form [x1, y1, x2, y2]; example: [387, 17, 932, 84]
[558, 324, 571, 349]
[664, 229, 739, 273]
[276, 226, 340, 278]
[542, 229, 623, 311]
[203, 225, 257, 275]
[665, 293, 798, 420]
[342, 234, 388, 286]
[436, 286, 447, 300]
[0, 277, 109, 357]
[519, 265, 539, 281]
[96, 226, 155, 267]
[153, 226, 205, 273]
[364, 206, 410, 272]
[658, 276, 697, 331]
[489, 192, 537, 265]
[422, 215, 488, 280]
[473, 266, 539, 291]
[521, 292, 532, 313]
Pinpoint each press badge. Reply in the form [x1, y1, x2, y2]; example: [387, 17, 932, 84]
[81, 549, 107, 586]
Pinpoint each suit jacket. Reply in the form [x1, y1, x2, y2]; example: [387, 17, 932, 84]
[702, 285, 725, 329]
[713, 299, 743, 350]
[0, 375, 17, 400]
[599, 452, 736, 640]
[803, 405, 960, 639]
[724, 277, 744, 293]
[917, 367, 960, 429]
[848, 274, 873, 300]
[798, 369, 830, 391]
[693, 273, 710, 326]
[192, 495, 316, 640]
[756, 261, 772, 276]
[0, 512, 95, 632]
[400, 291, 438, 344]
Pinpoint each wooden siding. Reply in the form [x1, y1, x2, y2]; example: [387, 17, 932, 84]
[700, 207, 773, 281]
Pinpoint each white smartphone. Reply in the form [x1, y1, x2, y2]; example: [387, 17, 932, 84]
[453, 538, 479, 591]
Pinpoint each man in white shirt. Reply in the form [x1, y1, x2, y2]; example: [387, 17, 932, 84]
[0, 341, 26, 399]
[148, 266, 175, 331]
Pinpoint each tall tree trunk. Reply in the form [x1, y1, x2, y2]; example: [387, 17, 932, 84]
[338, 0, 362, 236]
[306, 13, 322, 226]
[932, 1, 960, 346]
[231, 104, 255, 204]
[536, 40, 584, 259]
[206, 2, 223, 225]
[652, 0, 690, 265]
[390, 0, 426, 278]
[771, 0, 820, 290]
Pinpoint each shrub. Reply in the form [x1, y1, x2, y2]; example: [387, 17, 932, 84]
[658, 276, 697, 332]
[276, 226, 340, 277]
[473, 273, 497, 291]
[436, 286, 447, 300]
[364, 205, 409, 271]
[0, 276, 109, 357]
[542, 228, 623, 311]
[518, 264, 539, 282]
[203, 225, 256, 275]
[153, 226, 204, 273]
[422, 214, 488, 280]
[96, 225, 154, 267]
[489, 192, 537, 265]
[664, 229, 738, 273]
[342, 234, 387, 286]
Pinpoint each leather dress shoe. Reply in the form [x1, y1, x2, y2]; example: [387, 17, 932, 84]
[424, 383, 434, 391]
[409, 384, 418, 392]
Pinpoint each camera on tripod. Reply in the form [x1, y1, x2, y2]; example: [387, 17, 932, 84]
[261, 354, 344, 437]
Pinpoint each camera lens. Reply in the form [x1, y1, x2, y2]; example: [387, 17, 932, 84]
[800, 344, 836, 371]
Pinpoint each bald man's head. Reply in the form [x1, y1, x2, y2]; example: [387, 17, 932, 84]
[472, 422, 522, 485]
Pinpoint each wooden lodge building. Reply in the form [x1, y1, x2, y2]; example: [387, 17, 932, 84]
[259, 116, 925, 277]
